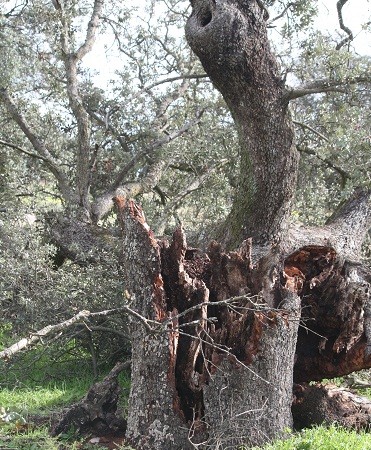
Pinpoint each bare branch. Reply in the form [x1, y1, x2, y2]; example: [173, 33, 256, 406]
[297, 145, 351, 188]
[75, 0, 105, 61]
[0, 139, 50, 162]
[268, 1, 296, 24]
[336, 0, 354, 50]
[0, 306, 154, 361]
[0, 310, 91, 361]
[133, 73, 209, 100]
[285, 75, 371, 101]
[0, 89, 74, 202]
[292, 120, 329, 143]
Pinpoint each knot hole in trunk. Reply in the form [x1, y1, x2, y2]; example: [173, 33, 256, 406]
[199, 7, 212, 27]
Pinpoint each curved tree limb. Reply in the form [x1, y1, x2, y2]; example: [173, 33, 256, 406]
[91, 159, 168, 222]
[0, 139, 51, 162]
[186, 0, 299, 247]
[59, 0, 104, 211]
[287, 187, 371, 260]
[285, 75, 370, 101]
[336, 0, 354, 50]
[297, 145, 351, 188]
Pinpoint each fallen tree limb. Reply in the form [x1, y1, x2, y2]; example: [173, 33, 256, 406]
[0, 307, 143, 361]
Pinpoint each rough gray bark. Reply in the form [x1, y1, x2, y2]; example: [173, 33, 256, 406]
[203, 290, 300, 448]
[117, 198, 189, 449]
[116, 2, 371, 448]
[186, 0, 299, 247]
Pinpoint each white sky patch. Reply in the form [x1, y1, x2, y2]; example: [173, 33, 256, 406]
[317, 0, 371, 54]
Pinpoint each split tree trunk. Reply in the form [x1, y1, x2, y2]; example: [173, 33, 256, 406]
[118, 199, 370, 449]
[118, 199, 302, 448]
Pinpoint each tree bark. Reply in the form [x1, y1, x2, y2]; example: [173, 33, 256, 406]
[118, 199, 304, 448]
[113, 2, 371, 448]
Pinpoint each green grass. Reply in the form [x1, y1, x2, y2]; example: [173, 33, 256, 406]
[255, 425, 371, 450]
[1, 341, 369, 450]
[0, 345, 131, 449]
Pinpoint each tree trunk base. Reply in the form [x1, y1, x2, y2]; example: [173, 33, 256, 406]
[293, 383, 371, 431]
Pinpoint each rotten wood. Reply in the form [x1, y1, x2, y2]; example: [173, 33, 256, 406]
[283, 246, 371, 382]
[51, 361, 129, 437]
[293, 383, 371, 430]
[116, 196, 371, 448]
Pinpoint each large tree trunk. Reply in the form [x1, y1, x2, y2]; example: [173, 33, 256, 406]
[185, 0, 299, 248]
[118, 1, 371, 448]
[118, 199, 303, 448]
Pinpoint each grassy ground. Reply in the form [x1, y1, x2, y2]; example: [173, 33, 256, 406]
[256, 425, 371, 450]
[1, 349, 370, 449]
[0, 347, 131, 449]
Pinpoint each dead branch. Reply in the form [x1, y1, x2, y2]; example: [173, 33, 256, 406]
[0, 306, 152, 361]
[336, 0, 354, 50]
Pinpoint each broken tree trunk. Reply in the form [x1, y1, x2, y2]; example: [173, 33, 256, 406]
[118, 199, 302, 449]
[117, 198, 371, 449]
